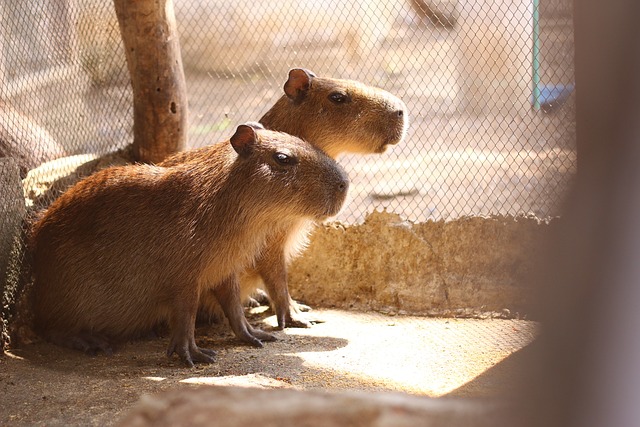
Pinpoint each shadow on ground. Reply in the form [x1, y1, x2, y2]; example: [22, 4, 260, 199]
[0, 309, 537, 426]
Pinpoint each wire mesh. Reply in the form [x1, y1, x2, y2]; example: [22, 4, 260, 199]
[0, 1, 576, 337]
[177, 0, 576, 223]
[0, 0, 575, 223]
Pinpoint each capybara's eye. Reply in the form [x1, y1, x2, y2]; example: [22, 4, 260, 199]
[328, 92, 350, 104]
[273, 152, 297, 166]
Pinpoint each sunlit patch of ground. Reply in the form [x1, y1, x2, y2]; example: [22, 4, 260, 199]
[1, 309, 537, 425]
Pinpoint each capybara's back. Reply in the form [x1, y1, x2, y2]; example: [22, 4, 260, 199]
[31, 164, 193, 345]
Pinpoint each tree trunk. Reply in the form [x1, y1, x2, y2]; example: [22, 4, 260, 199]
[114, 0, 187, 163]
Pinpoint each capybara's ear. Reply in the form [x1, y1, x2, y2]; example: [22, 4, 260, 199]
[283, 68, 316, 102]
[230, 124, 257, 157]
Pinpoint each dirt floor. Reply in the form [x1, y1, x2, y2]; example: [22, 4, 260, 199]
[0, 308, 537, 426]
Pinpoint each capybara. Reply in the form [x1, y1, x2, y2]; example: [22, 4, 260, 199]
[162, 68, 407, 329]
[31, 124, 349, 366]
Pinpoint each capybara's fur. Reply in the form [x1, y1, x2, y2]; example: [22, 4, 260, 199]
[31, 124, 349, 366]
[162, 69, 407, 329]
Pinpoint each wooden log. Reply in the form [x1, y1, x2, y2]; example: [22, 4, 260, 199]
[114, 0, 187, 163]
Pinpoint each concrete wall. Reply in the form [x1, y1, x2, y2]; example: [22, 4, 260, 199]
[290, 210, 553, 318]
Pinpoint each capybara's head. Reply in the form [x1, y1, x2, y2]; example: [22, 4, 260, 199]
[260, 68, 408, 157]
[229, 124, 349, 220]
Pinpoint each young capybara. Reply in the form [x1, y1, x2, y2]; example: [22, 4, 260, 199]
[31, 124, 349, 366]
[162, 68, 407, 329]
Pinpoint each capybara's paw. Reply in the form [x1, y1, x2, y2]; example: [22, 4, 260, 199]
[167, 341, 216, 368]
[252, 289, 271, 306]
[190, 347, 217, 364]
[283, 314, 313, 329]
[285, 312, 326, 328]
[294, 301, 312, 312]
[244, 290, 270, 308]
[281, 303, 324, 329]
[245, 297, 261, 308]
[237, 332, 264, 348]
[61, 332, 114, 356]
[250, 327, 277, 342]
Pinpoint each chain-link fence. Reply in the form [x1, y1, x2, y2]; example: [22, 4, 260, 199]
[175, 0, 575, 223]
[0, 0, 575, 220]
[0, 0, 574, 348]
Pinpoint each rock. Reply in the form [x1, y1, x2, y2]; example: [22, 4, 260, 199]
[0, 103, 66, 179]
[288, 210, 554, 318]
[22, 146, 134, 209]
[118, 385, 514, 427]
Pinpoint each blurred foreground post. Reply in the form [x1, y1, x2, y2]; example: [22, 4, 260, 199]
[521, 1, 640, 427]
[114, 0, 187, 163]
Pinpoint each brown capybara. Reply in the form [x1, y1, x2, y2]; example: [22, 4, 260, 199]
[31, 124, 349, 366]
[162, 68, 407, 330]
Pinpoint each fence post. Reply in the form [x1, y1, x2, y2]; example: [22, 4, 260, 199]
[113, 0, 187, 163]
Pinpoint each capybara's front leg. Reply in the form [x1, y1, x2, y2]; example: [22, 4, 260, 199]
[285, 295, 325, 328]
[255, 248, 321, 329]
[213, 275, 276, 346]
[166, 293, 216, 368]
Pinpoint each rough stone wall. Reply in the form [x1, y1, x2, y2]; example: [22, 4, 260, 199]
[289, 210, 555, 318]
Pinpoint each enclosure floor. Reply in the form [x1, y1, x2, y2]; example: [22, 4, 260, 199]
[0, 309, 537, 426]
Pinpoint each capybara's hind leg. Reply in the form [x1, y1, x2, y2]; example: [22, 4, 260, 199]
[48, 331, 115, 356]
[166, 293, 216, 368]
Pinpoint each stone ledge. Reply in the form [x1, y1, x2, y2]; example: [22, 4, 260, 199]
[290, 211, 555, 319]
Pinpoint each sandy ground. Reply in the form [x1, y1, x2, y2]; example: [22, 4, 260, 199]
[1, 309, 537, 426]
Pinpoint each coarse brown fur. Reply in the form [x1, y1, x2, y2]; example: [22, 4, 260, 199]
[30, 125, 349, 366]
[162, 69, 407, 329]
